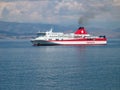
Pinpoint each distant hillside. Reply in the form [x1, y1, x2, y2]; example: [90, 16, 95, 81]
[86, 26, 120, 39]
[113, 28, 120, 32]
[0, 21, 76, 39]
[0, 21, 119, 39]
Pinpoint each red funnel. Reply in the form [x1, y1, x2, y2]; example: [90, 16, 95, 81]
[74, 27, 87, 34]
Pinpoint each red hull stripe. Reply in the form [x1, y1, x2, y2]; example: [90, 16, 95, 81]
[48, 38, 107, 42]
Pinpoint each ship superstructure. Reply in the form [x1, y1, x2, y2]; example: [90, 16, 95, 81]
[31, 27, 107, 46]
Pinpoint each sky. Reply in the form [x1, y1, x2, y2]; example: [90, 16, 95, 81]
[0, 0, 120, 28]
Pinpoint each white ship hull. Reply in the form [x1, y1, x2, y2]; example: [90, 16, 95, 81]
[31, 39, 107, 46]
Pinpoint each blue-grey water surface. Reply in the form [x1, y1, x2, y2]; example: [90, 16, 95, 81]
[0, 39, 120, 90]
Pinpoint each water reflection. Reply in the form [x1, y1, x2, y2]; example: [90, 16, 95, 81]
[0, 39, 119, 90]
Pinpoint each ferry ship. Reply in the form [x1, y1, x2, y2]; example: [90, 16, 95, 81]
[31, 27, 107, 46]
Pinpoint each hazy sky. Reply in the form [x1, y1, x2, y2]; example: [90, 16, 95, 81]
[0, 0, 120, 28]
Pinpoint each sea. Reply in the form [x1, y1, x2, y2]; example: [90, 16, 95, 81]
[0, 39, 120, 90]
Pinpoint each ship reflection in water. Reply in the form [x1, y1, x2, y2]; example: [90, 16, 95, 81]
[0, 39, 119, 90]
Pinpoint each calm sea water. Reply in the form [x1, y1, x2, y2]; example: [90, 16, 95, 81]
[0, 39, 120, 90]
